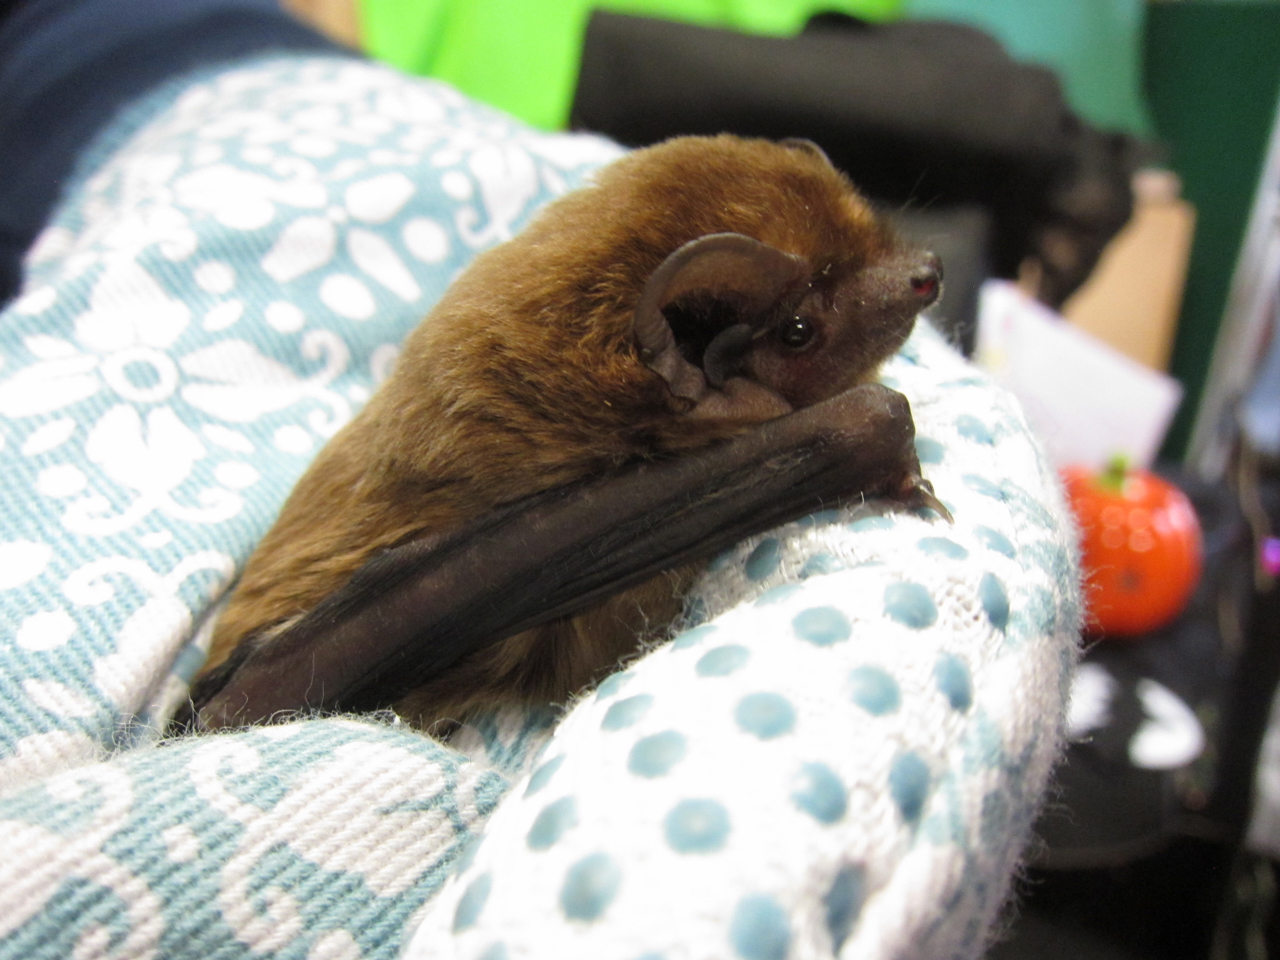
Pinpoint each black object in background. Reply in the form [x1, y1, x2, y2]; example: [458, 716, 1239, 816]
[571, 10, 1141, 316]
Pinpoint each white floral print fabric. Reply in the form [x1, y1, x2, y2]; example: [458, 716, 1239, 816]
[0, 55, 621, 788]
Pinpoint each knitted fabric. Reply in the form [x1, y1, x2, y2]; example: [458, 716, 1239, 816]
[0, 55, 1080, 960]
[404, 326, 1082, 960]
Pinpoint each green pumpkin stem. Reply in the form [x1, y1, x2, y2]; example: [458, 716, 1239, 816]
[1100, 455, 1130, 493]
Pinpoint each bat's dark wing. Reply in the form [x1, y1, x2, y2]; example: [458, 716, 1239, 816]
[181, 384, 942, 731]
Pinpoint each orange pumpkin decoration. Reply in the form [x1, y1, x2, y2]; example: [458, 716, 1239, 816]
[1061, 459, 1203, 638]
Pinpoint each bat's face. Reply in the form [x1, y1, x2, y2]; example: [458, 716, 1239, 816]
[741, 246, 942, 410]
[626, 139, 942, 422]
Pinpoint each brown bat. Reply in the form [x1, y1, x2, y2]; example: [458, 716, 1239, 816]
[181, 134, 944, 734]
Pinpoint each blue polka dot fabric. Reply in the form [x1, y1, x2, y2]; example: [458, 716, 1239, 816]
[0, 54, 1081, 960]
[407, 324, 1082, 959]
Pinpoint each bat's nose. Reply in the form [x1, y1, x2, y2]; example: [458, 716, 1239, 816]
[908, 253, 943, 307]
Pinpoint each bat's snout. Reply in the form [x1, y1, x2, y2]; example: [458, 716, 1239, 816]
[840, 250, 944, 324]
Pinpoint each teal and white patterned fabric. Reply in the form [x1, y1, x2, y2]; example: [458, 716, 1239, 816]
[0, 55, 1080, 960]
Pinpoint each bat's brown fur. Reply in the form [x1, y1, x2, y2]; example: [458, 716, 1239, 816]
[201, 134, 922, 731]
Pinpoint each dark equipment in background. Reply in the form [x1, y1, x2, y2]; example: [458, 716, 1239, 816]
[570, 10, 1144, 352]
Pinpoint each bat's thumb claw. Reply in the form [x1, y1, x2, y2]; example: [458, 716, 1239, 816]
[896, 474, 953, 523]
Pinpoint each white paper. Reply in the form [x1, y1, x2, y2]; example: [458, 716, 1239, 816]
[975, 280, 1183, 469]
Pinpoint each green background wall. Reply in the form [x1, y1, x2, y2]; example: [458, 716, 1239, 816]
[1144, 2, 1280, 460]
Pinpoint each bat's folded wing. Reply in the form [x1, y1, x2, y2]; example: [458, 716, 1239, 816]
[190, 384, 935, 727]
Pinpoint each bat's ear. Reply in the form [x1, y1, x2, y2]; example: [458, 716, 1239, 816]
[780, 138, 833, 166]
[634, 233, 808, 402]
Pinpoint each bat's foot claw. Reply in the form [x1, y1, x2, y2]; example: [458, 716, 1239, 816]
[895, 474, 953, 523]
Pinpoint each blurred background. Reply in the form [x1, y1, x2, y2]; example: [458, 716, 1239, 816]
[219, 1, 1280, 956]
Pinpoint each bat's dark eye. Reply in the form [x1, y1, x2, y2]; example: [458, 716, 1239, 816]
[779, 316, 815, 349]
